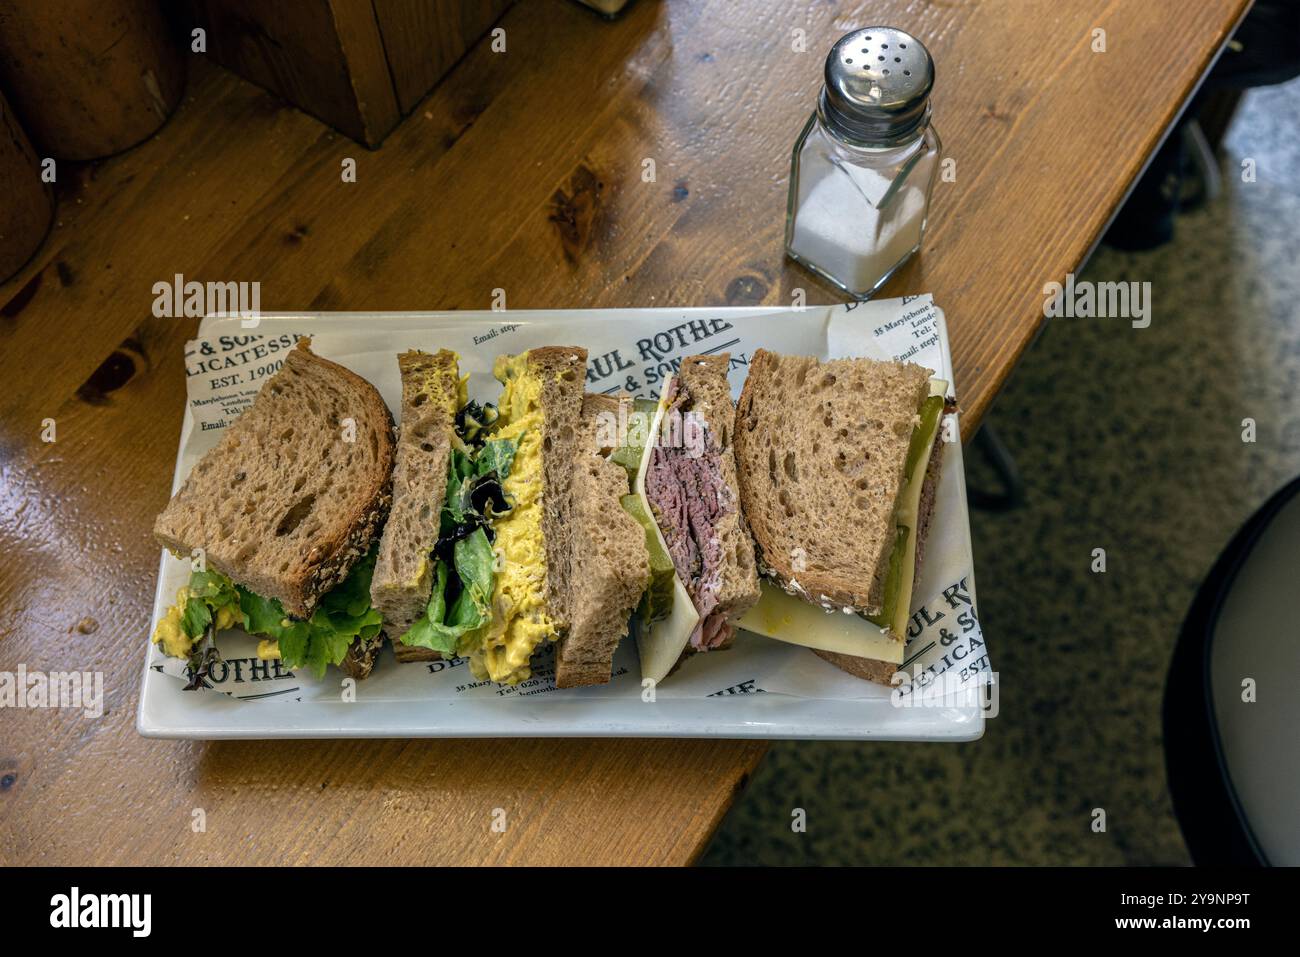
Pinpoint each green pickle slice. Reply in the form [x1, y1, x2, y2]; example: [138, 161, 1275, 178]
[608, 398, 660, 476]
[619, 492, 675, 622]
[866, 393, 946, 630]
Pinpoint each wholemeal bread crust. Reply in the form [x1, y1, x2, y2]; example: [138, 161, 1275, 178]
[734, 349, 930, 615]
[555, 393, 650, 687]
[392, 642, 441, 663]
[374, 349, 461, 662]
[153, 338, 394, 620]
[577, 392, 624, 444]
[341, 632, 386, 679]
[526, 346, 588, 635]
[811, 649, 900, 685]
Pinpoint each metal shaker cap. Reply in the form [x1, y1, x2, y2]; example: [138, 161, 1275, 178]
[820, 27, 934, 145]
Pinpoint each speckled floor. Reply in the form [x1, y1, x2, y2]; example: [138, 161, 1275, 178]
[702, 79, 1300, 866]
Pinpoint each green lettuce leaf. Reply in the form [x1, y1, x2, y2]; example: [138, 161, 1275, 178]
[398, 527, 496, 654]
[398, 416, 518, 657]
[178, 568, 245, 640]
[163, 554, 381, 680]
[443, 448, 476, 524]
[448, 526, 495, 624]
[235, 551, 384, 679]
[238, 588, 298, 635]
[181, 596, 212, 638]
[443, 439, 518, 526]
[475, 437, 517, 483]
[397, 562, 458, 655]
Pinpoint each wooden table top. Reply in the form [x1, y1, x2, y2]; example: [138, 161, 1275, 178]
[0, 0, 1247, 866]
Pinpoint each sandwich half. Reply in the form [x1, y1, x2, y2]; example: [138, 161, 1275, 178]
[554, 394, 651, 687]
[636, 353, 761, 682]
[152, 338, 394, 682]
[369, 349, 462, 663]
[734, 350, 948, 684]
[367, 346, 587, 686]
[466, 347, 585, 683]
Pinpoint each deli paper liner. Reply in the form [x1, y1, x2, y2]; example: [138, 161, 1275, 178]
[148, 298, 989, 709]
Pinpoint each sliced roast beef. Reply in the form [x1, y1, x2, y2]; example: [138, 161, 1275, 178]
[644, 376, 734, 650]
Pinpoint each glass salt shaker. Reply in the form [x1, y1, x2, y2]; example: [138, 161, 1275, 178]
[785, 27, 942, 299]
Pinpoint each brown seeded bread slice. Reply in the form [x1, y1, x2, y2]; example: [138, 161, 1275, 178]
[341, 632, 386, 679]
[813, 431, 946, 686]
[676, 354, 761, 646]
[911, 416, 949, 574]
[811, 650, 900, 685]
[734, 349, 931, 616]
[371, 349, 461, 663]
[153, 338, 394, 619]
[525, 346, 587, 634]
[555, 394, 650, 687]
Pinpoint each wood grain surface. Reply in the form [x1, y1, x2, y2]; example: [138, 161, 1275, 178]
[0, 0, 1247, 866]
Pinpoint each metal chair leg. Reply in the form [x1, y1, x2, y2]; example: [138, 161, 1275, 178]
[967, 424, 1025, 511]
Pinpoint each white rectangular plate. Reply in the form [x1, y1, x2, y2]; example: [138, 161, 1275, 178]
[138, 304, 987, 741]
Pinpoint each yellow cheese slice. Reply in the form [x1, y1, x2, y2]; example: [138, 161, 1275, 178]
[632, 389, 701, 684]
[737, 378, 948, 663]
[738, 585, 907, 663]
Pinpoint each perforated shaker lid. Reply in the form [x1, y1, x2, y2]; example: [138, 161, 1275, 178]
[820, 27, 935, 145]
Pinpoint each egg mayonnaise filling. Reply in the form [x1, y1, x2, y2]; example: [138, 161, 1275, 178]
[460, 354, 556, 684]
[150, 553, 384, 681]
[152, 584, 242, 659]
